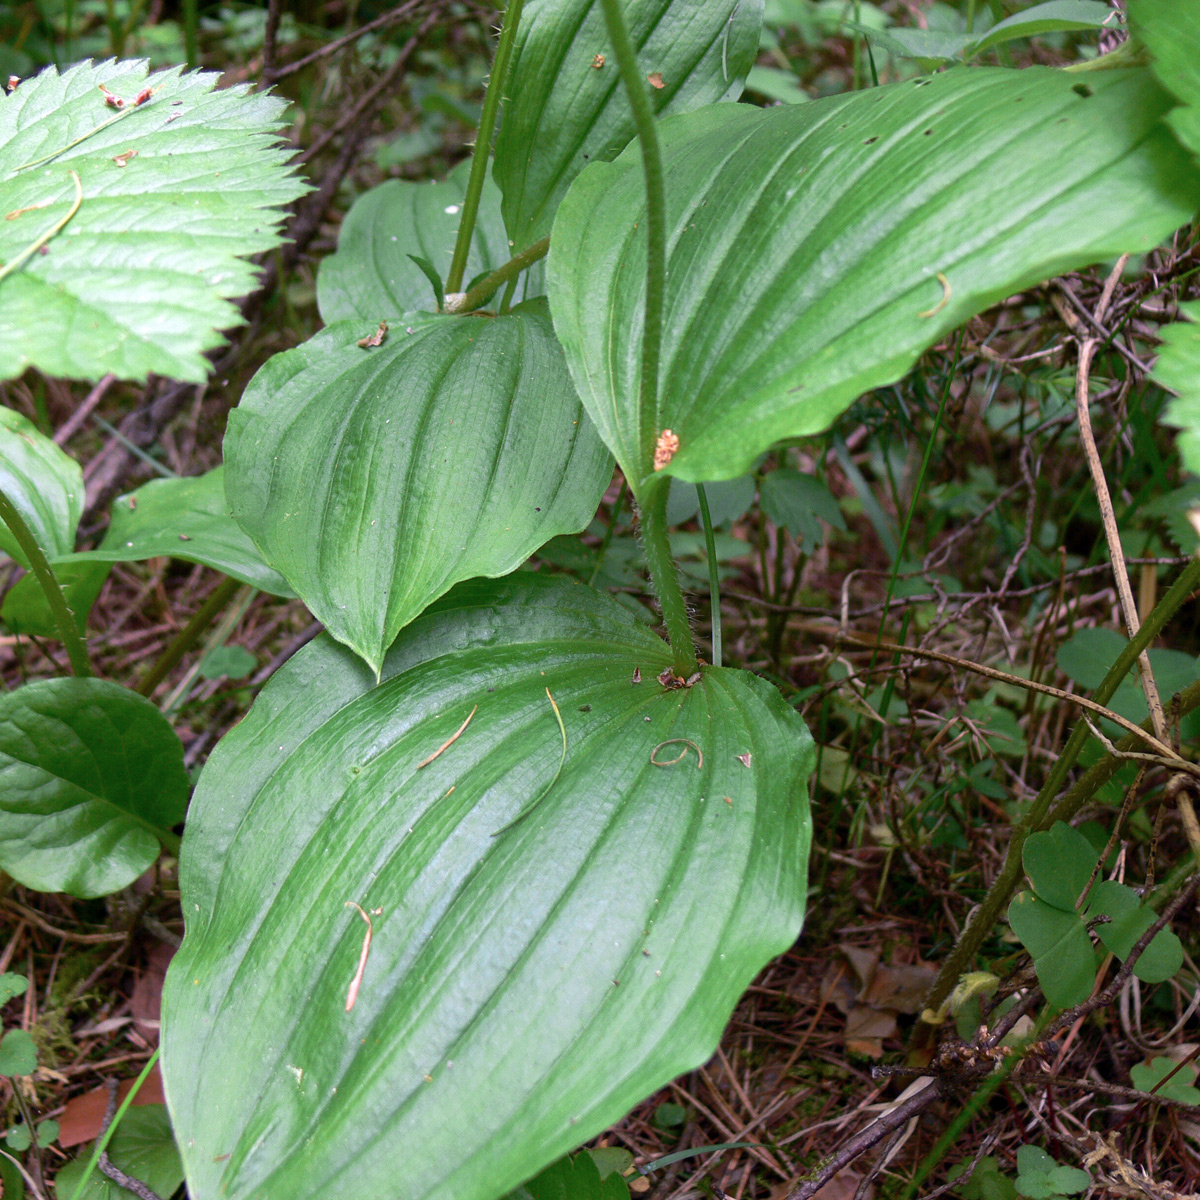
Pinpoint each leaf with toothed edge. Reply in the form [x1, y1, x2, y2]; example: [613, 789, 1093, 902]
[161, 573, 813, 1200]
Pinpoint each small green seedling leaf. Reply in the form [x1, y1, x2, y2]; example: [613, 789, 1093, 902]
[198, 645, 256, 681]
[652, 1101, 687, 1131]
[1130, 1055, 1200, 1105]
[35, 1119, 58, 1149]
[0, 974, 29, 1006]
[1014, 1146, 1090, 1199]
[1007, 891, 1094, 1008]
[504, 1150, 631, 1200]
[0, 678, 188, 897]
[760, 469, 847, 549]
[0, 1029, 37, 1078]
[947, 1155, 1018, 1200]
[5, 1122, 32, 1152]
[0, 60, 308, 384]
[406, 253, 446, 312]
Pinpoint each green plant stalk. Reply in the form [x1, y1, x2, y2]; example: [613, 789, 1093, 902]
[696, 483, 722, 668]
[641, 484, 699, 677]
[445, 0, 525, 294]
[138, 574, 243, 698]
[918, 553, 1200, 1033]
[599, 0, 698, 676]
[0, 489, 91, 677]
[598, 0, 667, 478]
[445, 236, 549, 314]
[67, 1047, 160, 1200]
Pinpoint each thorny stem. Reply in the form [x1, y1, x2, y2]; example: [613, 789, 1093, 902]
[444, 235, 549, 314]
[641, 485, 699, 677]
[0, 488, 92, 677]
[917, 553, 1200, 1040]
[597, 0, 667, 479]
[445, 0, 525, 294]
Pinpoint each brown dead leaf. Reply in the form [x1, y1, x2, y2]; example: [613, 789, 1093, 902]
[57, 1067, 165, 1147]
[131, 941, 174, 1044]
[844, 1006, 898, 1059]
[862, 962, 936, 1015]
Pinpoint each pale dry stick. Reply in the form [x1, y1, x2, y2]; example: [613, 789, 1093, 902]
[836, 633, 1189, 767]
[343, 901, 382, 1013]
[54, 373, 115, 445]
[1068, 257, 1169, 747]
[415, 705, 477, 769]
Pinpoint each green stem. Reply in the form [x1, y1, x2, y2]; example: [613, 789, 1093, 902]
[138, 575, 243, 698]
[641, 485, 699, 677]
[445, 235, 549, 314]
[598, 0, 667, 479]
[68, 1047, 160, 1200]
[918, 553, 1200, 1034]
[445, 0, 525, 294]
[0, 488, 92, 677]
[696, 483, 722, 668]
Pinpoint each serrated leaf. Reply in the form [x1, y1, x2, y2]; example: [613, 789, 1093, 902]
[1153, 300, 1200, 475]
[1129, 0, 1200, 160]
[967, 1, 1119, 58]
[161, 574, 813, 1200]
[1007, 891, 1094, 1008]
[548, 67, 1200, 492]
[0, 1029, 37, 1077]
[55, 1106, 184, 1200]
[224, 303, 613, 673]
[63, 467, 294, 595]
[1055, 626, 1127, 691]
[0, 678, 187, 897]
[0, 406, 82, 564]
[0, 59, 308, 384]
[1023, 821, 1098, 911]
[495, 0, 763, 251]
[760, 469, 846, 548]
[316, 161, 514, 324]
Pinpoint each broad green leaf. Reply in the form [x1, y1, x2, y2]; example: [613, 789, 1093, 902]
[863, 26, 970, 62]
[316, 161, 514, 324]
[1129, 0, 1200, 160]
[0, 1029, 36, 1077]
[224, 302, 613, 673]
[0, 59, 307, 384]
[968, 1, 1119, 58]
[548, 67, 1200, 492]
[0, 406, 82, 564]
[64, 467, 294, 595]
[745, 66, 810, 106]
[1152, 301, 1200, 475]
[1, 558, 109, 638]
[1086, 880, 1183, 983]
[1055, 626, 1127, 691]
[161, 574, 813, 1200]
[55, 1106, 184, 1200]
[0, 678, 187, 897]
[0, 1152, 24, 1200]
[494, 0, 763, 251]
[1130, 1056, 1200, 1105]
[1007, 891, 1094, 1008]
[1023, 822, 1097, 911]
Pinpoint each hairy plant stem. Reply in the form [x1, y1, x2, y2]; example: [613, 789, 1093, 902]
[917, 553, 1200, 1042]
[599, 0, 699, 675]
[138, 575, 242, 698]
[696, 484, 722, 668]
[597, 0, 666, 478]
[0, 489, 92, 677]
[444, 0, 525, 294]
[444, 235, 549, 314]
[641, 485, 699, 677]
